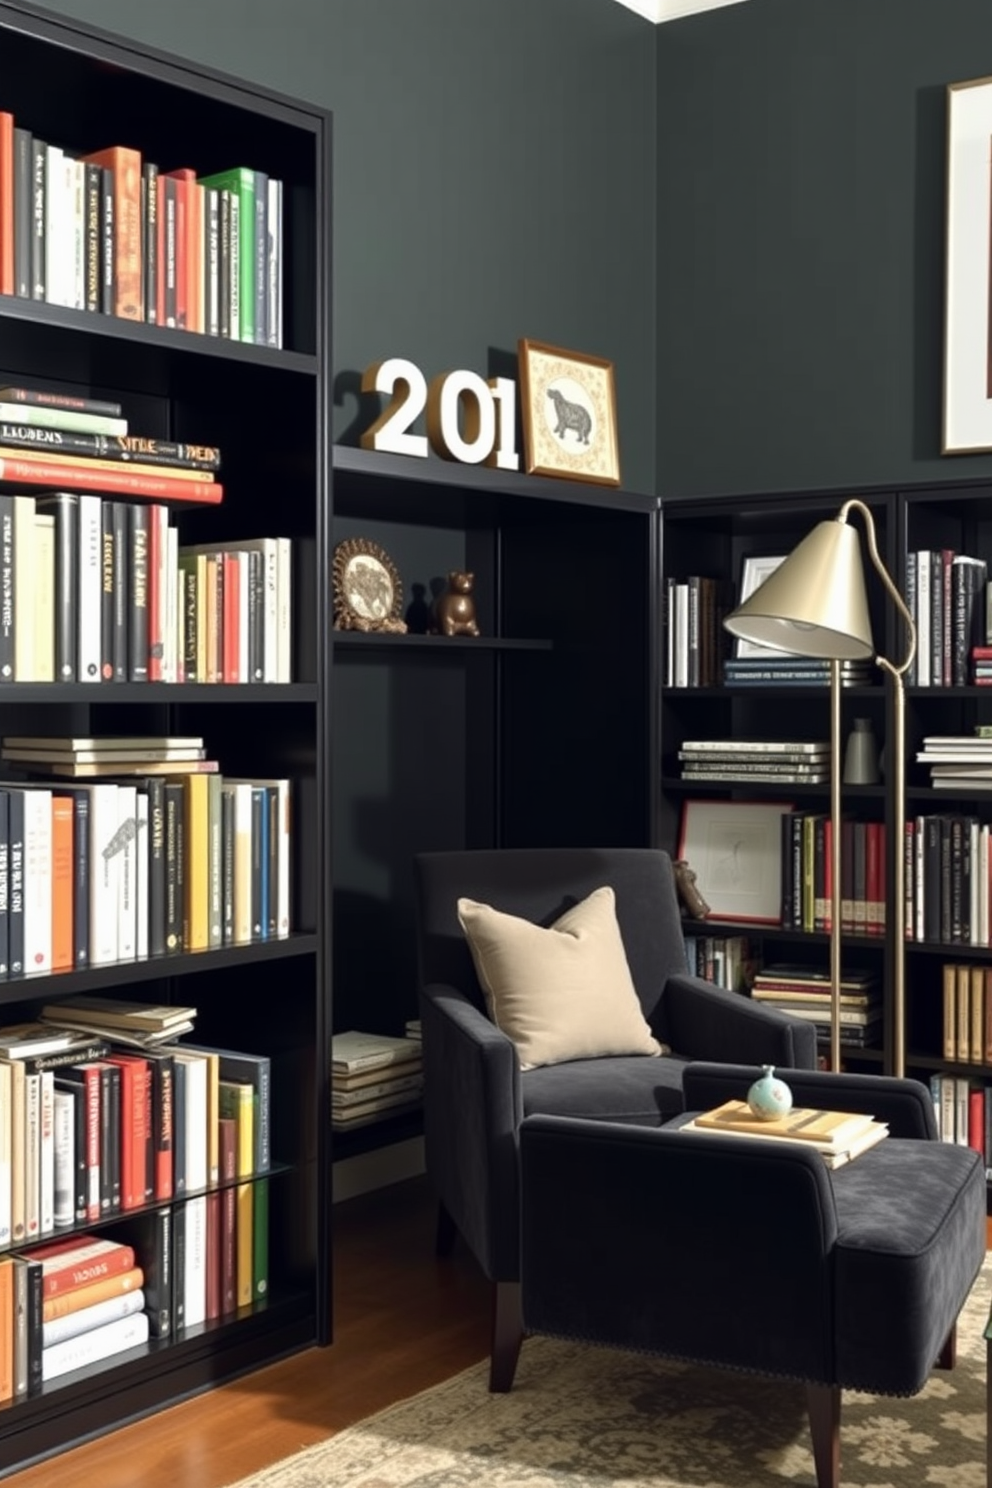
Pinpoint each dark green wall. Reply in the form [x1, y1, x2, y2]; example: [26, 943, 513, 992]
[39, 0, 658, 493]
[656, 0, 992, 499]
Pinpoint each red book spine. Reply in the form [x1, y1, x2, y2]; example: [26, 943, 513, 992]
[81, 146, 143, 320]
[41, 1242, 136, 1299]
[0, 112, 13, 297]
[205, 1189, 221, 1320]
[865, 822, 880, 936]
[968, 1087, 984, 1157]
[0, 454, 222, 503]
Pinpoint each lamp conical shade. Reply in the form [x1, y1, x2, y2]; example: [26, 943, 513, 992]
[724, 519, 874, 660]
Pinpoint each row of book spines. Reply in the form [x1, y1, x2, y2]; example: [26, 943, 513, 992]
[0, 775, 291, 979]
[0, 1191, 267, 1400]
[0, 117, 283, 348]
[0, 1045, 270, 1247]
[0, 494, 289, 685]
[906, 815, 992, 946]
[780, 812, 886, 935]
[941, 962, 992, 1065]
[682, 933, 755, 993]
[664, 575, 733, 688]
[928, 1074, 992, 1160]
[903, 548, 989, 687]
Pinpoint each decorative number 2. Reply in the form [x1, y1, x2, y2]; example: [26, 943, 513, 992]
[361, 358, 519, 470]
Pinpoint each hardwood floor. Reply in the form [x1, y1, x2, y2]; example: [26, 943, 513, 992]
[9, 1177, 491, 1488]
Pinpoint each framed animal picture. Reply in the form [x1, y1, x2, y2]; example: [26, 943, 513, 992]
[517, 339, 620, 486]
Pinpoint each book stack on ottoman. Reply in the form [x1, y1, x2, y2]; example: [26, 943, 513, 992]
[330, 1030, 423, 1132]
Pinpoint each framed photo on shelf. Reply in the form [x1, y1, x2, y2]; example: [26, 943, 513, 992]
[733, 554, 787, 658]
[676, 798, 794, 924]
[332, 536, 407, 633]
[517, 338, 620, 486]
[943, 75, 992, 454]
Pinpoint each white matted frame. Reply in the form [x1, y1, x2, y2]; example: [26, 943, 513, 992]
[733, 554, 786, 658]
[943, 76, 992, 454]
[676, 799, 794, 924]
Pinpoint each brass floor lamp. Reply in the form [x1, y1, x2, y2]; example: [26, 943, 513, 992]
[723, 501, 916, 1076]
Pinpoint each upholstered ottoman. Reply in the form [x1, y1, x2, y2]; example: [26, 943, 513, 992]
[517, 1063, 987, 1488]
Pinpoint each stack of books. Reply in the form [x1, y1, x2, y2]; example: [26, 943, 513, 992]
[1, 1234, 149, 1389]
[331, 1030, 424, 1131]
[723, 657, 873, 688]
[41, 995, 196, 1047]
[750, 964, 882, 1047]
[679, 739, 830, 785]
[678, 1098, 888, 1168]
[915, 731, 992, 792]
[1, 734, 213, 778]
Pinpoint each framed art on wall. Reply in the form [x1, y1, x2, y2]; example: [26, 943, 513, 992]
[676, 798, 794, 924]
[943, 75, 992, 454]
[517, 339, 620, 486]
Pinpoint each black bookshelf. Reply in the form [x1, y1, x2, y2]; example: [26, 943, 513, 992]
[0, 0, 332, 1469]
[328, 447, 662, 1156]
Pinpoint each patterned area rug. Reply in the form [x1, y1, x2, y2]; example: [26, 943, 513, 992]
[226, 1256, 990, 1488]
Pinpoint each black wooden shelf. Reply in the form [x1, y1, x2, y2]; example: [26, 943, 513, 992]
[333, 632, 552, 652]
[0, 683, 317, 704]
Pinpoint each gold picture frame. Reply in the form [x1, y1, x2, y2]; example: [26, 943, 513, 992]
[332, 537, 407, 633]
[517, 339, 620, 486]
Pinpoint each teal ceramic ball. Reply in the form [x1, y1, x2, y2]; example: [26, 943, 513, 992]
[747, 1065, 793, 1121]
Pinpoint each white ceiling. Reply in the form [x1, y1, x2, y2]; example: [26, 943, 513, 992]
[612, 0, 750, 22]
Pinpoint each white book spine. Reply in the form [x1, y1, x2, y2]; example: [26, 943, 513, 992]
[916, 551, 931, 688]
[88, 782, 121, 965]
[0, 1061, 11, 1246]
[71, 157, 85, 310]
[42, 1285, 145, 1348]
[33, 512, 55, 681]
[166, 521, 179, 683]
[980, 824, 990, 948]
[914, 814, 925, 945]
[183, 1192, 207, 1327]
[205, 186, 220, 336]
[136, 788, 149, 959]
[44, 144, 64, 306]
[77, 493, 103, 682]
[39, 1071, 55, 1235]
[42, 1310, 150, 1382]
[116, 784, 138, 962]
[237, 550, 250, 682]
[673, 583, 689, 689]
[970, 819, 980, 947]
[12, 494, 36, 681]
[228, 190, 240, 340]
[22, 786, 52, 974]
[276, 537, 291, 682]
[52, 1088, 75, 1230]
[24, 1071, 40, 1240]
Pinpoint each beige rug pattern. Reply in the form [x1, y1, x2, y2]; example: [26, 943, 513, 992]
[226, 1258, 990, 1488]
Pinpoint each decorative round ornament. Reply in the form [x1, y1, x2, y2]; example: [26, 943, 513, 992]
[746, 1065, 793, 1121]
[332, 537, 407, 634]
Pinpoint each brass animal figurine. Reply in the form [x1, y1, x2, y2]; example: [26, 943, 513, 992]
[673, 859, 710, 920]
[432, 571, 480, 637]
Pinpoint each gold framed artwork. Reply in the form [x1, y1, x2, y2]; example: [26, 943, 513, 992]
[332, 537, 408, 633]
[943, 76, 992, 454]
[517, 339, 620, 486]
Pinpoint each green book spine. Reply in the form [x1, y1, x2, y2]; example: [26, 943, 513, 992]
[252, 1173, 268, 1301]
[198, 168, 254, 344]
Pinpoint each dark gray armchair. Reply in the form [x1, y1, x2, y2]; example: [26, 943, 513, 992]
[414, 847, 818, 1389]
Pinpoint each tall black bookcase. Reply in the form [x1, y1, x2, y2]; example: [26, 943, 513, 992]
[660, 479, 992, 1135]
[328, 446, 662, 1158]
[0, 0, 332, 1469]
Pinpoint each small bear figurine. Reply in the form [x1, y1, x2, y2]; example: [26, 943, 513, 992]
[432, 571, 480, 637]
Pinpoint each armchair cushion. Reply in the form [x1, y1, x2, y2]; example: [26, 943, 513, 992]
[457, 885, 663, 1070]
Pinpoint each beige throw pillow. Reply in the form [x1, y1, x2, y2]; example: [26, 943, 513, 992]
[456, 885, 662, 1070]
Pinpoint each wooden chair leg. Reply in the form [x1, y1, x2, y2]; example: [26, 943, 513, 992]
[489, 1280, 523, 1393]
[806, 1383, 840, 1488]
[936, 1323, 956, 1370]
[435, 1201, 458, 1258]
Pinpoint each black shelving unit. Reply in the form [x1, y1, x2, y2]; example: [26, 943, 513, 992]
[0, 0, 332, 1470]
[328, 446, 662, 1157]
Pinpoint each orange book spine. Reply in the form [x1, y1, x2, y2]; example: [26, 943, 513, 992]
[0, 446, 214, 481]
[81, 145, 143, 320]
[50, 794, 74, 971]
[0, 112, 13, 297]
[191, 180, 205, 334]
[0, 1259, 12, 1402]
[222, 552, 240, 684]
[42, 1265, 144, 1322]
[0, 454, 222, 503]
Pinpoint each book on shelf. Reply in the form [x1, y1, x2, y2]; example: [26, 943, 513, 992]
[681, 768, 830, 785]
[0, 452, 222, 504]
[331, 1073, 424, 1109]
[331, 1099, 423, 1131]
[680, 740, 829, 755]
[42, 1308, 150, 1383]
[331, 1030, 425, 1076]
[0, 386, 123, 418]
[0, 423, 221, 469]
[0, 400, 127, 437]
[41, 1285, 145, 1350]
[0, 1024, 111, 1061]
[42, 997, 197, 1035]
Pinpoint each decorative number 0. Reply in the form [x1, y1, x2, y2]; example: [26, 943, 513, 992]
[427, 370, 494, 465]
[360, 357, 430, 458]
